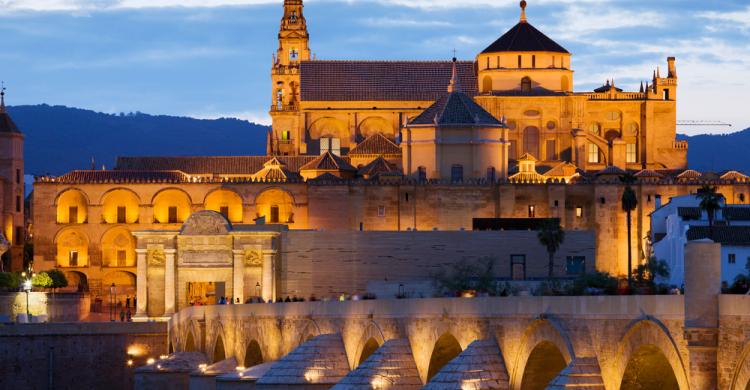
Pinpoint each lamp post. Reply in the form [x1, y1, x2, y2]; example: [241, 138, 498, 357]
[109, 283, 116, 322]
[22, 272, 32, 322]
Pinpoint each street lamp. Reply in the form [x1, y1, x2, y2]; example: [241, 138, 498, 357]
[109, 283, 116, 322]
[22, 273, 32, 322]
[255, 282, 261, 301]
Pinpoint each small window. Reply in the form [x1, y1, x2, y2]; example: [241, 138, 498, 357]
[740, 194, 746, 203]
[729, 253, 736, 264]
[606, 111, 620, 121]
[377, 205, 386, 217]
[289, 48, 299, 61]
[589, 123, 601, 136]
[168, 206, 178, 224]
[16, 195, 21, 213]
[546, 121, 556, 130]
[554, 200, 559, 207]
[511, 255, 526, 281]
[566, 256, 586, 275]
[405, 193, 409, 202]
[68, 206, 78, 224]
[451, 165, 464, 182]
[517, 55, 522, 68]
[320, 137, 341, 156]
[532, 55, 536, 68]
[417, 167, 427, 182]
[15, 169, 20, 184]
[521, 77, 532, 93]
[219, 206, 229, 219]
[69, 251, 79, 267]
[270, 205, 280, 223]
[576, 207, 583, 218]
[281, 131, 290, 141]
[600, 197, 606, 205]
[117, 250, 127, 267]
[117, 206, 127, 224]
[528, 205, 535, 218]
[588, 143, 600, 164]
[626, 143, 637, 163]
[647, 194, 652, 203]
[663, 89, 670, 101]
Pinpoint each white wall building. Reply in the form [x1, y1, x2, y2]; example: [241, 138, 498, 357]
[651, 194, 750, 287]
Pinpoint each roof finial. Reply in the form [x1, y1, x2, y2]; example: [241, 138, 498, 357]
[520, 0, 527, 23]
[0, 82, 5, 114]
[447, 56, 461, 93]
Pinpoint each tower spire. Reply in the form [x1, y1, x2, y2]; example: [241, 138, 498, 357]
[447, 57, 461, 93]
[0, 82, 6, 114]
[520, 0, 528, 23]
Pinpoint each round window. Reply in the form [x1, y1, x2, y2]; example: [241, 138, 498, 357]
[547, 121, 556, 130]
[524, 110, 541, 117]
[508, 120, 517, 130]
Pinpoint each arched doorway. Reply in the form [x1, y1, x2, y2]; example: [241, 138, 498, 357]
[620, 344, 679, 389]
[103, 271, 136, 306]
[63, 271, 88, 292]
[523, 127, 540, 159]
[55, 228, 89, 268]
[152, 188, 192, 224]
[520, 341, 567, 390]
[185, 330, 196, 352]
[358, 337, 380, 366]
[204, 189, 243, 223]
[213, 334, 226, 363]
[255, 188, 295, 224]
[244, 340, 264, 368]
[427, 333, 462, 382]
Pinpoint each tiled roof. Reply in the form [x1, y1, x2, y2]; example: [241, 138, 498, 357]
[423, 340, 509, 390]
[357, 156, 400, 178]
[724, 207, 750, 221]
[634, 169, 664, 178]
[408, 91, 501, 126]
[49, 170, 191, 184]
[721, 171, 750, 181]
[596, 166, 627, 176]
[678, 207, 702, 220]
[256, 334, 350, 386]
[300, 60, 478, 101]
[300, 151, 357, 172]
[116, 156, 318, 174]
[332, 339, 422, 390]
[482, 21, 569, 54]
[687, 226, 750, 246]
[676, 169, 702, 179]
[593, 81, 622, 93]
[349, 133, 401, 155]
[518, 153, 538, 162]
[0, 112, 20, 134]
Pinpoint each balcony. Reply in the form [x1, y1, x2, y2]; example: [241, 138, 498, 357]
[270, 103, 299, 113]
[272, 64, 300, 75]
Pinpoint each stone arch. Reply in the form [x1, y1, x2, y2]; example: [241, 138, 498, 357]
[357, 116, 393, 139]
[308, 116, 348, 140]
[298, 319, 322, 345]
[100, 226, 135, 267]
[730, 341, 750, 390]
[63, 270, 88, 292]
[213, 333, 227, 363]
[203, 187, 244, 223]
[54, 227, 89, 267]
[102, 270, 136, 301]
[244, 339, 264, 368]
[100, 188, 141, 224]
[522, 126, 540, 158]
[612, 318, 690, 390]
[152, 188, 193, 224]
[255, 187, 296, 224]
[184, 327, 197, 352]
[353, 321, 386, 368]
[482, 76, 493, 93]
[510, 319, 574, 390]
[55, 188, 89, 224]
[620, 344, 680, 389]
[426, 333, 463, 382]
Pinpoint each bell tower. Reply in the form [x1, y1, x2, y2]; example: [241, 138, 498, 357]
[0, 85, 25, 271]
[270, 0, 310, 156]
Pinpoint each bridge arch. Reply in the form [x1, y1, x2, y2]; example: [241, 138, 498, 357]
[426, 333, 463, 382]
[184, 326, 197, 352]
[352, 321, 386, 368]
[243, 339, 264, 368]
[613, 318, 690, 390]
[298, 318, 322, 345]
[729, 340, 750, 390]
[510, 318, 574, 390]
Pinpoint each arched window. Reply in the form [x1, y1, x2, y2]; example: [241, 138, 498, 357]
[588, 143, 600, 164]
[561, 75, 570, 91]
[482, 76, 493, 93]
[589, 123, 601, 136]
[521, 77, 532, 93]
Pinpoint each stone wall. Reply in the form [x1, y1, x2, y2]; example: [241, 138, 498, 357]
[279, 230, 596, 299]
[0, 322, 167, 390]
[0, 292, 90, 322]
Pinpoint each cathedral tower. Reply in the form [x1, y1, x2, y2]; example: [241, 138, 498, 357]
[0, 86, 25, 271]
[270, 0, 310, 156]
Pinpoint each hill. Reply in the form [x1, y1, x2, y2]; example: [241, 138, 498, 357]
[679, 129, 750, 174]
[7, 104, 268, 176]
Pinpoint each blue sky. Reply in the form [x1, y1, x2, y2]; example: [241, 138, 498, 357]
[1, 0, 749, 134]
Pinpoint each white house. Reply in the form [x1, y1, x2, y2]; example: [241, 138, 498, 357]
[651, 194, 750, 287]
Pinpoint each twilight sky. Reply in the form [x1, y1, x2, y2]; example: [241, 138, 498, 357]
[1, 0, 749, 134]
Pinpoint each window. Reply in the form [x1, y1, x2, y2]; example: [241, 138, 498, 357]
[377, 205, 386, 217]
[417, 167, 427, 182]
[405, 192, 409, 202]
[117, 206, 127, 224]
[450, 165, 463, 182]
[281, 131, 290, 141]
[588, 143, 600, 164]
[289, 10, 297, 22]
[117, 250, 127, 267]
[270, 205, 280, 223]
[511, 255, 526, 280]
[528, 205, 535, 218]
[16, 195, 21, 212]
[729, 253, 736, 264]
[554, 200, 559, 207]
[521, 77, 532, 93]
[576, 207, 583, 218]
[626, 143, 637, 163]
[663, 89, 670, 101]
[566, 256, 586, 275]
[168, 206, 178, 224]
[15, 169, 20, 184]
[219, 206, 229, 219]
[320, 137, 341, 156]
[600, 197, 606, 205]
[289, 48, 299, 61]
[69, 251, 79, 267]
[15, 227, 23, 245]
[487, 167, 496, 183]
[606, 111, 620, 121]
[517, 55, 522, 68]
[589, 123, 601, 136]
[545, 140, 557, 161]
[68, 206, 78, 224]
[532, 55, 536, 68]
[740, 194, 746, 203]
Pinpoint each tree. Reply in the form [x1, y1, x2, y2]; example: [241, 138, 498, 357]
[696, 185, 723, 238]
[633, 257, 670, 285]
[537, 219, 565, 278]
[432, 257, 496, 296]
[620, 173, 638, 286]
[47, 269, 68, 290]
[32, 272, 53, 289]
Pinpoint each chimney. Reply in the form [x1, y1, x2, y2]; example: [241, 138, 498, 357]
[667, 57, 677, 78]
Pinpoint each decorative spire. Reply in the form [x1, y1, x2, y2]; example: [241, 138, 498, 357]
[0, 82, 5, 114]
[657, 66, 661, 79]
[447, 57, 462, 93]
[639, 81, 644, 93]
[520, 0, 527, 23]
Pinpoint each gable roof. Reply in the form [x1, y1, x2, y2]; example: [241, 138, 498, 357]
[299, 151, 357, 172]
[116, 156, 318, 175]
[299, 60, 478, 101]
[50, 170, 190, 184]
[482, 21, 568, 54]
[349, 133, 401, 155]
[408, 91, 501, 126]
[357, 156, 400, 178]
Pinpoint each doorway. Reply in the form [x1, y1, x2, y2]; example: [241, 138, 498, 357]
[186, 281, 226, 305]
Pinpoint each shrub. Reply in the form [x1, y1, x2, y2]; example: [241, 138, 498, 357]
[432, 257, 496, 296]
[568, 272, 619, 295]
[32, 272, 53, 288]
[47, 269, 68, 289]
[0, 272, 20, 290]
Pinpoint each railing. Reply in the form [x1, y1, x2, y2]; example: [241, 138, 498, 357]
[272, 64, 300, 75]
[584, 92, 647, 100]
[657, 78, 677, 86]
[673, 140, 688, 150]
[270, 103, 299, 112]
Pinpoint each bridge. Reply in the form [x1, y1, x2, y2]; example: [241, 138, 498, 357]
[157, 242, 750, 389]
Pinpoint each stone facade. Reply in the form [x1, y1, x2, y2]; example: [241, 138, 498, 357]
[0, 88, 25, 271]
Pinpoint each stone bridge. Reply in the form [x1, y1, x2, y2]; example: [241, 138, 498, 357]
[161, 242, 750, 390]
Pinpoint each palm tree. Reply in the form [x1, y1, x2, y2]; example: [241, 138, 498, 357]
[620, 173, 638, 286]
[538, 219, 565, 278]
[696, 185, 723, 238]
